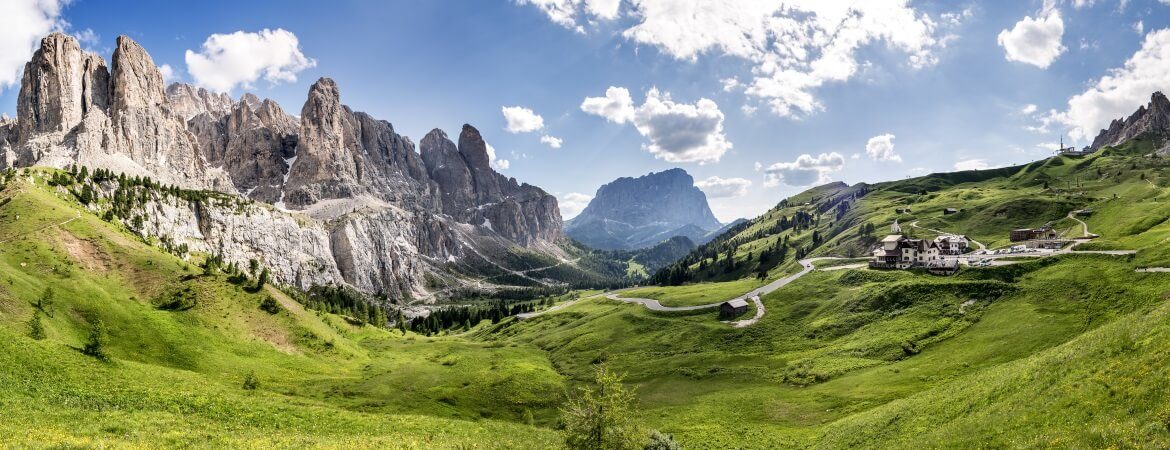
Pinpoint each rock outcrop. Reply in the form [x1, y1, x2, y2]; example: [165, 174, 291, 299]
[5, 31, 573, 301]
[1090, 92, 1170, 151]
[565, 168, 724, 250]
[422, 125, 562, 245]
[10, 33, 229, 190]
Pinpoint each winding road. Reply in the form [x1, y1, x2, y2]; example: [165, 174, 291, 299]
[603, 257, 848, 327]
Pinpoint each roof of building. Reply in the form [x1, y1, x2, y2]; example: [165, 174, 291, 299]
[723, 299, 749, 308]
[881, 235, 903, 243]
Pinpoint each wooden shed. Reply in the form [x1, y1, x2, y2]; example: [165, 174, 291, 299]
[720, 299, 749, 318]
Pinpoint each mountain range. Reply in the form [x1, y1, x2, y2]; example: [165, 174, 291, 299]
[0, 33, 591, 300]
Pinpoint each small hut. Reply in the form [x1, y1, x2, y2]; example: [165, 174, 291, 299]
[720, 299, 749, 318]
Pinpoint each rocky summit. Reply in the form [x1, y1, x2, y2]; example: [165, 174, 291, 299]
[1090, 91, 1170, 151]
[0, 32, 574, 301]
[565, 168, 725, 250]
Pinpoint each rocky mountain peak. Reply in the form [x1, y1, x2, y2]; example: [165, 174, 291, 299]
[15, 32, 109, 145]
[457, 124, 491, 170]
[110, 35, 166, 112]
[566, 168, 723, 250]
[1089, 91, 1170, 150]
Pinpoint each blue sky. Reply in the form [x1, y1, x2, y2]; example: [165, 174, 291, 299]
[2, 0, 1169, 222]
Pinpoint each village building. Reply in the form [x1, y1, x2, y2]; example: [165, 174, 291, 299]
[943, 208, 960, 215]
[933, 235, 970, 255]
[870, 235, 941, 270]
[720, 299, 749, 318]
[1010, 227, 1058, 242]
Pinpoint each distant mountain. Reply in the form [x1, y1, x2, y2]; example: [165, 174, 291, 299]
[565, 168, 728, 250]
[1090, 91, 1170, 151]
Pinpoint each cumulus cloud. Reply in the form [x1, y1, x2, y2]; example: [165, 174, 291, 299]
[581, 87, 731, 164]
[185, 28, 316, 93]
[953, 159, 989, 171]
[540, 134, 563, 148]
[501, 106, 545, 133]
[158, 64, 177, 83]
[997, 12, 1065, 68]
[0, 0, 67, 90]
[1046, 29, 1170, 142]
[559, 192, 594, 219]
[485, 142, 510, 170]
[523, 1, 952, 118]
[580, 86, 636, 124]
[1021, 103, 1038, 114]
[695, 176, 752, 198]
[763, 152, 845, 187]
[865, 133, 901, 162]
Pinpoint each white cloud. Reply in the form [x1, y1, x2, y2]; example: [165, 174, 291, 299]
[1134, 20, 1145, 35]
[501, 106, 545, 133]
[753, 161, 763, 171]
[582, 86, 732, 164]
[763, 152, 845, 187]
[158, 64, 177, 83]
[1046, 29, 1170, 142]
[516, 0, 621, 26]
[485, 142, 510, 170]
[185, 28, 316, 93]
[865, 133, 901, 162]
[580, 86, 635, 124]
[1021, 103, 1038, 114]
[559, 192, 594, 218]
[997, 12, 1065, 68]
[521, 1, 951, 119]
[540, 134, 563, 148]
[74, 28, 99, 50]
[695, 176, 752, 198]
[953, 159, 989, 171]
[0, 0, 67, 90]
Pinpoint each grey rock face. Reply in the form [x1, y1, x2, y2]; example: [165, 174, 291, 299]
[167, 83, 233, 120]
[282, 77, 435, 209]
[565, 168, 723, 250]
[13, 33, 228, 190]
[10, 33, 570, 300]
[421, 124, 563, 245]
[1090, 92, 1170, 150]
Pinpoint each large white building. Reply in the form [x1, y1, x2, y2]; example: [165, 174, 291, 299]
[871, 235, 941, 269]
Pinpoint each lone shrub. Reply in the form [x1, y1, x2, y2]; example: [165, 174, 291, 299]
[243, 371, 260, 390]
[644, 430, 680, 450]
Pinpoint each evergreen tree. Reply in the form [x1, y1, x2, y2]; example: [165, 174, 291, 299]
[35, 287, 54, 317]
[27, 310, 46, 340]
[82, 318, 109, 361]
[561, 365, 643, 450]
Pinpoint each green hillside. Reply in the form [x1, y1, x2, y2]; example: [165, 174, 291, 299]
[0, 169, 562, 448]
[6, 135, 1170, 448]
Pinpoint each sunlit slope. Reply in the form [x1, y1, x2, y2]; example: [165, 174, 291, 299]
[0, 170, 561, 448]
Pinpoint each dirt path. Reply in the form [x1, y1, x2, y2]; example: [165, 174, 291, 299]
[908, 220, 987, 250]
[1066, 211, 1094, 238]
[0, 210, 80, 245]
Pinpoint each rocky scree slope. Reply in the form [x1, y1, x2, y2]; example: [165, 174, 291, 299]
[0, 32, 576, 301]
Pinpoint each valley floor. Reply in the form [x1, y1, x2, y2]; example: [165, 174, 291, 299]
[6, 148, 1170, 448]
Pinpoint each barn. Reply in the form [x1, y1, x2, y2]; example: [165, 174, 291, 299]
[720, 299, 749, 318]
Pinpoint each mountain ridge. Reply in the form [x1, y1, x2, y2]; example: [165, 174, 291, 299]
[0, 32, 595, 301]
